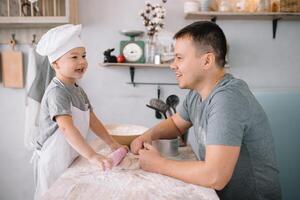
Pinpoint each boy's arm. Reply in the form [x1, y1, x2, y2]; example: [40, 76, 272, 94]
[89, 112, 121, 150]
[56, 115, 112, 168]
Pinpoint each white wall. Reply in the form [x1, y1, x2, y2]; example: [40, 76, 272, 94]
[0, 0, 299, 199]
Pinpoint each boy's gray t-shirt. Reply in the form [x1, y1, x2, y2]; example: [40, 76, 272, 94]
[36, 77, 92, 149]
[179, 73, 281, 200]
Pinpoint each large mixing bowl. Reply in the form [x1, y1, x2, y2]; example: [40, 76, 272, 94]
[105, 124, 149, 146]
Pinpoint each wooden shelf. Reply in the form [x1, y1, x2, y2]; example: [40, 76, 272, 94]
[0, 0, 78, 44]
[0, 0, 78, 28]
[185, 11, 300, 20]
[100, 63, 170, 68]
[100, 63, 173, 86]
[100, 62, 230, 86]
[0, 16, 70, 28]
[184, 11, 300, 39]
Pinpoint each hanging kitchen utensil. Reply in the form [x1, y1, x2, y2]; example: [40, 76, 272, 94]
[146, 104, 166, 119]
[149, 98, 169, 119]
[166, 94, 186, 146]
[165, 98, 174, 117]
[166, 94, 179, 113]
[1, 35, 24, 88]
[155, 85, 162, 119]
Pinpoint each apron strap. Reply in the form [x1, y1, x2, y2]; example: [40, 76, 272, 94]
[31, 149, 41, 187]
[30, 149, 41, 164]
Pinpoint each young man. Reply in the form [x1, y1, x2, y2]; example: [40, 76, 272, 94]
[131, 21, 281, 200]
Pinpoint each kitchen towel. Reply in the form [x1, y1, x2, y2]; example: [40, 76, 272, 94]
[24, 46, 54, 150]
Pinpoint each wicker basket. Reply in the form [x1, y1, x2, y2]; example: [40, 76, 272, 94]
[280, 0, 300, 12]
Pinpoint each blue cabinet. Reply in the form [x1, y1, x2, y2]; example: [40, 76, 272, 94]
[254, 90, 300, 200]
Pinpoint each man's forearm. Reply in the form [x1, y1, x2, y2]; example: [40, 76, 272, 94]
[157, 159, 218, 189]
[153, 145, 240, 190]
[147, 117, 182, 141]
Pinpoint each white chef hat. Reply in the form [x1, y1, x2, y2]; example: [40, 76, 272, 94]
[36, 24, 85, 63]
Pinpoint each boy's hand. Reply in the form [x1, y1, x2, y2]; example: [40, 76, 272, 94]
[88, 153, 112, 170]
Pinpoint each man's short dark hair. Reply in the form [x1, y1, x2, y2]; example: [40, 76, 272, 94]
[174, 21, 227, 67]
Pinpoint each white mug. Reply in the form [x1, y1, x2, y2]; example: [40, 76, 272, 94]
[184, 1, 200, 13]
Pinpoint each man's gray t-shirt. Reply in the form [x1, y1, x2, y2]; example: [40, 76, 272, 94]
[179, 73, 281, 200]
[36, 77, 92, 149]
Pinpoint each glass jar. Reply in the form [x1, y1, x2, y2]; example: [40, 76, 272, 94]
[145, 35, 157, 64]
[235, 0, 256, 12]
[257, 0, 270, 12]
[200, 0, 212, 12]
[219, 0, 232, 12]
[235, 0, 248, 11]
[271, 0, 280, 12]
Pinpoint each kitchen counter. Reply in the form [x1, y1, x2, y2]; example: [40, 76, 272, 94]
[41, 139, 219, 200]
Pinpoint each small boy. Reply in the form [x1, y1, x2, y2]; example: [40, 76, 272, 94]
[32, 24, 125, 199]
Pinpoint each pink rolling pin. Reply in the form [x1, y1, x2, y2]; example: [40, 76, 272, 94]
[104, 147, 127, 171]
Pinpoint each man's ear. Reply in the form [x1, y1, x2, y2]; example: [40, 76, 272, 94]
[203, 53, 215, 69]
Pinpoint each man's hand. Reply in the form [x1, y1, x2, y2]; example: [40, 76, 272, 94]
[88, 153, 112, 170]
[138, 143, 165, 173]
[130, 133, 152, 154]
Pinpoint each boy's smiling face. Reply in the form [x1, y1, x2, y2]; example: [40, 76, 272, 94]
[52, 47, 88, 85]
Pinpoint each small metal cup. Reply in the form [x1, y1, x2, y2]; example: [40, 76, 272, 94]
[152, 138, 179, 157]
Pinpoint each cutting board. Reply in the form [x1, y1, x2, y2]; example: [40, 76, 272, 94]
[1, 51, 24, 88]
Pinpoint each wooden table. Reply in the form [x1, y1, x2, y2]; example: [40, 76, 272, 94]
[42, 139, 219, 200]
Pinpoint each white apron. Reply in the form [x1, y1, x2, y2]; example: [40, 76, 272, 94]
[33, 104, 90, 200]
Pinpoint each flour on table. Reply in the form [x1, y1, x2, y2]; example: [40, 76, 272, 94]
[115, 153, 140, 170]
[42, 143, 219, 200]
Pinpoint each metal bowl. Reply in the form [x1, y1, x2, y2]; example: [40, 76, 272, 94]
[152, 138, 179, 157]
